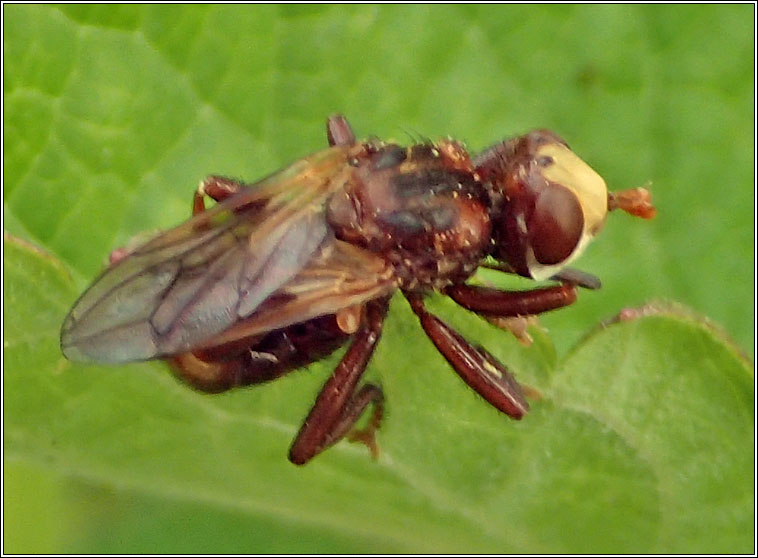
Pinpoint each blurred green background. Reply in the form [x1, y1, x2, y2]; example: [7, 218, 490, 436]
[3, 4, 754, 553]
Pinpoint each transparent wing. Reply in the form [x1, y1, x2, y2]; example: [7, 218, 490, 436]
[195, 237, 398, 350]
[61, 145, 367, 364]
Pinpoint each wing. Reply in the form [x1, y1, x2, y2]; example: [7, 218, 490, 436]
[195, 237, 398, 350]
[61, 144, 370, 364]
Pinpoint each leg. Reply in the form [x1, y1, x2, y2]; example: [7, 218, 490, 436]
[109, 175, 250, 265]
[327, 384, 385, 459]
[445, 283, 577, 344]
[193, 175, 248, 215]
[326, 114, 356, 146]
[445, 283, 577, 317]
[405, 293, 528, 419]
[110, 175, 248, 264]
[289, 298, 389, 465]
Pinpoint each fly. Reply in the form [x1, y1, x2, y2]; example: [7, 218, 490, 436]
[60, 115, 655, 465]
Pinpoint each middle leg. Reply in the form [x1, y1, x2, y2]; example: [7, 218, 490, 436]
[445, 283, 577, 317]
[405, 292, 529, 419]
[444, 283, 578, 345]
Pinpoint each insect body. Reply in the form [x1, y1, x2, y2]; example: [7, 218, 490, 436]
[60, 115, 655, 465]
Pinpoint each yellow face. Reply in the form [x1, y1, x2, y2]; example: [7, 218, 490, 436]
[538, 143, 608, 235]
[525, 142, 609, 281]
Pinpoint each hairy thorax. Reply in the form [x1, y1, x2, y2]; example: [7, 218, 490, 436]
[327, 141, 493, 291]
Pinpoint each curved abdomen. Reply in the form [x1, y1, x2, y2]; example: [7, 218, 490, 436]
[169, 314, 351, 392]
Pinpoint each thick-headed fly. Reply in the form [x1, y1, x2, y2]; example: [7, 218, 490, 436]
[60, 115, 655, 465]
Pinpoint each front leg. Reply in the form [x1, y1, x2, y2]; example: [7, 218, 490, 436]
[445, 283, 577, 317]
[289, 297, 389, 465]
[405, 293, 529, 419]
[444, 283, 578, 345]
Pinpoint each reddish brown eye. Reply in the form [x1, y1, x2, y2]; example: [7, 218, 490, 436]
[528, 183, 584, 265]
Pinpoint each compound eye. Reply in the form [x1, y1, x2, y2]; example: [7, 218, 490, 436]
[528, 183, 584, 265]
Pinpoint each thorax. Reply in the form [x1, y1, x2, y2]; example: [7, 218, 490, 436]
[327, 140, 493, 290]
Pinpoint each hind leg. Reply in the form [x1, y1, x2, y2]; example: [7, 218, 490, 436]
[108, 174, 249, 265]
[192, 175, 248, 215]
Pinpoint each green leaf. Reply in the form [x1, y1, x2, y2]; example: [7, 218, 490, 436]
[4, 236, 753, 553]
[4, 4, 753, 553]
